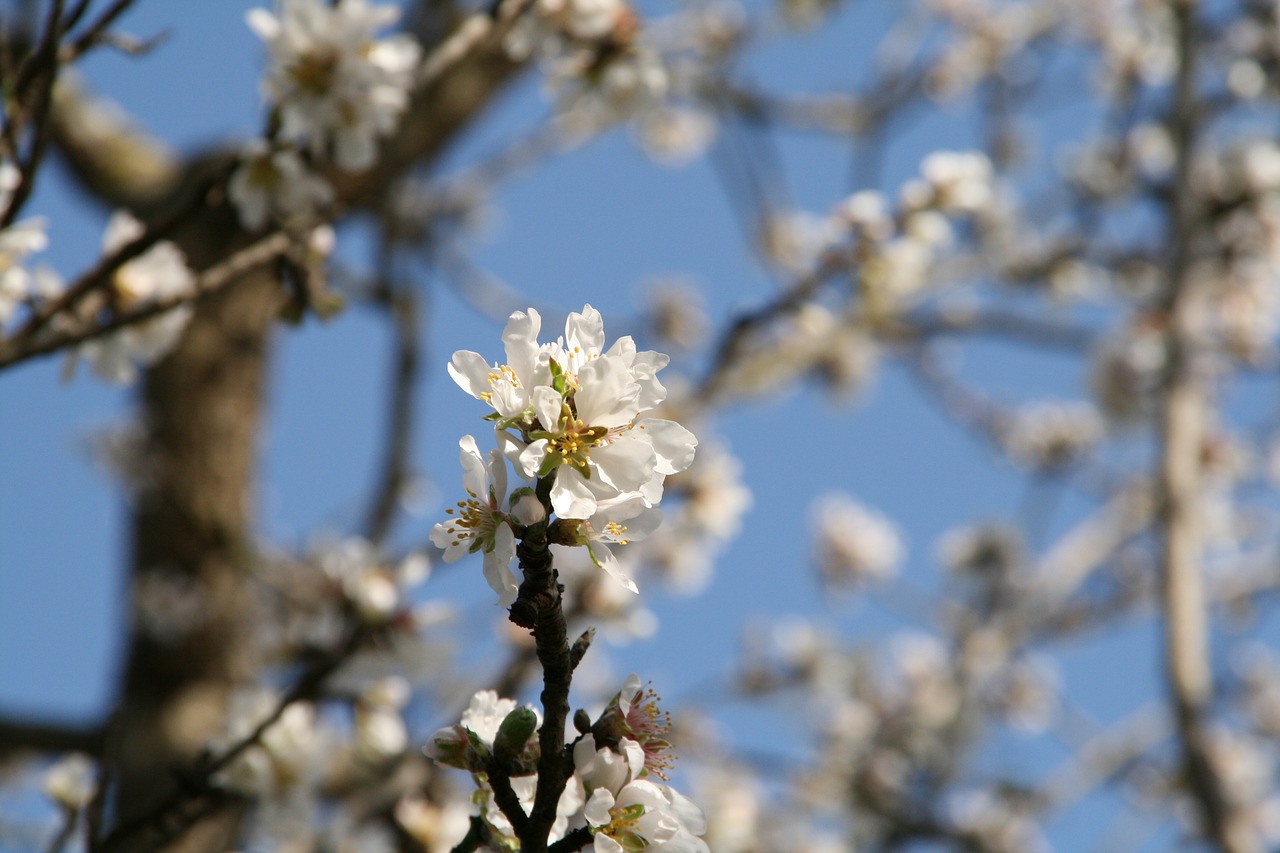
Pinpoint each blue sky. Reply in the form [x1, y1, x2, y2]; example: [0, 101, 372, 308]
[0, 1, 1210, 848]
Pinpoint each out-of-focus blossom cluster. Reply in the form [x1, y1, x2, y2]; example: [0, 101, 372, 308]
[0, 163, 57, 331]
[507, 0, 731, 165]
[726, 619, 1064, 850]
[232, 0, 422, 229]
[74, 211, 196, 384]
[811, 492, 903, 591]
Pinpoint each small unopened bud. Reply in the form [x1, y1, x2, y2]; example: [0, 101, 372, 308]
[495, 707, 538, 755]
[574, 708, 593, 735]
[570, 627, 595, 671]
[509, 488, 547, 526]
[547, 518, 587, 547]
[424, 725, 490, 771]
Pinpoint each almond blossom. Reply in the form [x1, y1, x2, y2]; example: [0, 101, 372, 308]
[248, 0, 421, 171]
[228, 140, 333, 230]
[585, 778, 710, 853]
[449, 305, 697, 521]
[78, 211, 195, 385]
[430, 435, 519, 606]
[0, 217, 50, 326]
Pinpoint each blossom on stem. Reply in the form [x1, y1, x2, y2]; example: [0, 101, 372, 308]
[430, 435, 519, 605]
[594, 673, 675, 778]
[585, 778, 710, 853]
[450, 305, 696, 523]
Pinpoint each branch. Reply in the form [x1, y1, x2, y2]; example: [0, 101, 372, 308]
[97, 627, 369, 853]
[0, 224, 291, 372]
[362, 239, 423, 546]
[0, 715, 104, 757]
[1156, 3, 1253, 851]
[507, 486, 574, 853]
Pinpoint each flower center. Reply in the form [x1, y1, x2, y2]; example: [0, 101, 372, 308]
[626, 687, 674, 778]
[442, 491, 500, 549]
[597, 803, 647, 851]
[478, 364, 520, 404]
[289, 49, 340, 94]
[603, 521, 630, 545]
[545, 418, 608, 473]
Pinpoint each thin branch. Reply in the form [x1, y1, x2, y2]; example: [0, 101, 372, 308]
[97, 626, 369, 853]
[0, 227, 292, 371]
[363, 238, 423, 546]
[507, 486, 574, 853]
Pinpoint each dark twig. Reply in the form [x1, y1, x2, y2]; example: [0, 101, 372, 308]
[506, 483, 574, 853]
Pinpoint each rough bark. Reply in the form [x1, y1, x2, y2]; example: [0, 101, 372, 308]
[42, 9, 525, 851]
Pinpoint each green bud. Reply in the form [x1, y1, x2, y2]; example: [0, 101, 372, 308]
[493, 707, 539, 769]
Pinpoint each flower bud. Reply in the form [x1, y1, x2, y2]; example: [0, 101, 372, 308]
[493, 706, 540, 774]
[424, 725, 490, 772]
[548, 517, 588, 547]
[509, 488, 547, 526]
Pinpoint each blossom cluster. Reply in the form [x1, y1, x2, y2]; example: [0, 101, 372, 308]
[432, 305, 697, 603]
[232, 0, 421, 229]
[76, 211, 196, 384]
[427, 677, 708, 852]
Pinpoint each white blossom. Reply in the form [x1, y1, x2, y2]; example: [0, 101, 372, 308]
[248, 0, 421, 171]
[430, 435, 520, 606]
[43, 754, 96, 811]
[229, 140, 333, 230]
[0, 216, 49, 326]
[585, 778, 709, 853]
[451, 305, 696, 526]
[79, 211, 195, 385]
[812, 493, 903, 588]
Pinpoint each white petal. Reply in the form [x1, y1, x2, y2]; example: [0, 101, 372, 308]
[640, 419, 697, 475]
[584, 788, 617, 827]
[484, 525, 519, 606]
[532, 385, 564, 432]
[566, 304, 606, 355]
[485, 447, 508, 505]
[518, 439, 549, 479]
[551, 467, 598, 519]
[246, 8, 281, 40]
[448, 350, 495, 400]
[429, 522, 464, 561]
[663, 785, 708, 835]
[591, 438, 656, 494]
[503, 308, 543, 383]
[459, 436, 486, 497]
[575, 357, 640, 428]
[588, 540, 638, 593]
